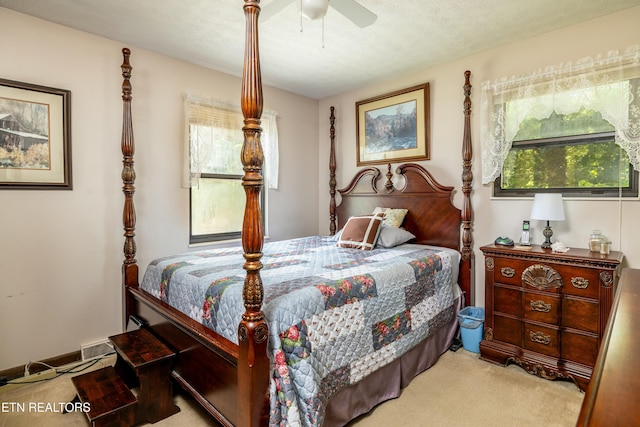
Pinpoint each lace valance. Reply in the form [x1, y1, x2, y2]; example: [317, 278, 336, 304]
[481, 45, 640, 184]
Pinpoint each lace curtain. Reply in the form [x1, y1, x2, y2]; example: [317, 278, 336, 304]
[481, 45, 640, 184]
[182, 94, 279, 189]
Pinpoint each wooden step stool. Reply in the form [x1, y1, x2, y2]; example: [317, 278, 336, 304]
[72, 328, 180, 426]
[71, 366, 136, 426]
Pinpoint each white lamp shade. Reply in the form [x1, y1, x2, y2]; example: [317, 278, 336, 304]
[301, 0, 329, 20]
[530, 193, 565, 221]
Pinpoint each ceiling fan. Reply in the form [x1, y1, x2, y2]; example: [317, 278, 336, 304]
[261, 0, 377, 28]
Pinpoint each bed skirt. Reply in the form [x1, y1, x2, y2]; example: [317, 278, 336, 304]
[323, 294, 462, 426]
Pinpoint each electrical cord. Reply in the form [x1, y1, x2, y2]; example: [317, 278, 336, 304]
[25, 359, 57, 376]
[3, 351, 116, 386]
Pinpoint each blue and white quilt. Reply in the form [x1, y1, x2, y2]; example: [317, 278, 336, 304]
[140, 236, 459, 426]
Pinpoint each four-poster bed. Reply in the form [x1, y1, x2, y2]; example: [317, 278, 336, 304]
[119, 1, 474, 426]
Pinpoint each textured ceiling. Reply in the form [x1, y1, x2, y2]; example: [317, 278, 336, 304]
[1, 0, 639, 99]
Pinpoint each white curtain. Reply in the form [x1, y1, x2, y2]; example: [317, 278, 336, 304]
[480, 45, 640, 184]
[182, 94, 279, 189]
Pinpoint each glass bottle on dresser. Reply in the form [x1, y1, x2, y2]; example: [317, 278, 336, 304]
[589, 230, 604, 252]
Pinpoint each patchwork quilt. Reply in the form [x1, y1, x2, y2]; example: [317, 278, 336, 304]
[140, 236, 460, 426]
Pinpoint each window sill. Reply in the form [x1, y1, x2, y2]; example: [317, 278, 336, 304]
[188, 235, 271, 249]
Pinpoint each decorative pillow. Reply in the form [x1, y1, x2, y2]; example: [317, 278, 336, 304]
[376, 225, 416, 248]
[372, 207, 408, 228]
[337, 214, 384, 250]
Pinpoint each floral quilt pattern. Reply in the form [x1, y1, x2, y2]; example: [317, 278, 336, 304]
[140, 236, 459, 426]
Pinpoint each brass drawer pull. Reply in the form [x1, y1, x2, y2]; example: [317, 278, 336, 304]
[530, 331, 551, 345]
[571, 277, 589, 289]
[501, 267, 515, 278]
[530, 300, 552, 313]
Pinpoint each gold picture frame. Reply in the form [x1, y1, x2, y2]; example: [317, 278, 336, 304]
[0, 78, 72, 189]
[356, 83, 429, 166]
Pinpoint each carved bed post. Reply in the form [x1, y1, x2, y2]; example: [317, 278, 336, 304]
[329, 106, 337, 235]
[121, 47, 139, 327]
[239, 1, 270, 426]
[460, 70, 475, 305]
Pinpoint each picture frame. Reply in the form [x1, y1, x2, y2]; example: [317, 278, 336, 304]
[356, 83, 429, 166]
[0, 78, 72, 189]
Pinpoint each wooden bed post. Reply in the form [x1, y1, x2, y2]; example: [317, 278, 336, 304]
[239, 1, 270, 426]
[121, 47, 139, 328]
[329, 106, 337, 236]
[460, 70, 475, 305]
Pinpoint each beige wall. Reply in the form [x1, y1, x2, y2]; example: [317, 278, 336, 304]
[318, 6, 640, 306]
[0, 8, 319, 370]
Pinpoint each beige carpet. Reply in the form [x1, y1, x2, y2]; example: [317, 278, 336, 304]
[0, 349, 583, 427]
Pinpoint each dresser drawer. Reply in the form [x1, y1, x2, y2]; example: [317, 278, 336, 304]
[560, 267, 601, 299]
[494, 315, 522, 347]
[493, 257, 524, 286]
[494, 285, 521, 317]
[563, 296, 599, 334]
[561, 330, 599, 367]
[524, 322, 559, 357]
[524, 292, 559, 324]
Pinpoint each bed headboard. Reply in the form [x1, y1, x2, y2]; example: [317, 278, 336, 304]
[335, 163, 461, 250]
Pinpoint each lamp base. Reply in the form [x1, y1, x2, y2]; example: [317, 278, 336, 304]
[541, 220, 553, 249]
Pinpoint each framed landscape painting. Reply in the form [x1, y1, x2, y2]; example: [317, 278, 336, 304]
[0, 79, 72, 189]
[356, 83, 429, 166]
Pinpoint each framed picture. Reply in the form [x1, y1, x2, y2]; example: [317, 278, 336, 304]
[0, 79, 72, 189]
[356, 83, 429, 166]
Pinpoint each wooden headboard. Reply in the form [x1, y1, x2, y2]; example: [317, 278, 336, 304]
[335, 163, 461, 250]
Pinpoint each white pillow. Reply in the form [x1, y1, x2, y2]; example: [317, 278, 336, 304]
[376, 225, 416, 248]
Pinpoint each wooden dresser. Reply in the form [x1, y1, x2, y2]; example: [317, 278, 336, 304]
[577, 268, 640, 426]
[479, 244, 623, 391]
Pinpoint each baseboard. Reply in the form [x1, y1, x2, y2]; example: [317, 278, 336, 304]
[0, 350, 81, 381]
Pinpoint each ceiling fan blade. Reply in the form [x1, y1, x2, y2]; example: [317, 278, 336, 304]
[330, 0, 377, 27]
[261, 0, 296, 21]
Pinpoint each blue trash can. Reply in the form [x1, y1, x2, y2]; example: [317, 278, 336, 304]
[457, 307, 485, 353]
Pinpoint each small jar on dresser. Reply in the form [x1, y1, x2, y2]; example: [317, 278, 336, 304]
[479, 243, 623, 391]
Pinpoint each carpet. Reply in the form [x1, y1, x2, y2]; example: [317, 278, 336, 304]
[0, 349, 583, 426]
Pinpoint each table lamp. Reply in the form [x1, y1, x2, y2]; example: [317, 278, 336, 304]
[530, 193, 565, 249]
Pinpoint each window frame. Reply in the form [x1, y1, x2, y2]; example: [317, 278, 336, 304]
[493, 130, 639, 199]
[189, 171, 266, 244]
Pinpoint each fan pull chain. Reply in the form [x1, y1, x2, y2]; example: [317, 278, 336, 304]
[322, 17, 325, 48]
[299, 0, 303, 32]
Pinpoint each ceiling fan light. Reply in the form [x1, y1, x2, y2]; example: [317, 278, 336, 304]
[301, 0, 329, 20]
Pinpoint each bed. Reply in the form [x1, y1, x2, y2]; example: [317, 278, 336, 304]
[118, 2, 474, 426]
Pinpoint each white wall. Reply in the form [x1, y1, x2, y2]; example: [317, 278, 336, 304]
[0, 8, 319, 370]
[318, 6, 640, 307]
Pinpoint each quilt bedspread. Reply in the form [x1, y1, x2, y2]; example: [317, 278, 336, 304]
[140, 236, 459, 426]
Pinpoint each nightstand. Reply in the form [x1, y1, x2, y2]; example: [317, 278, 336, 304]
[479, 244, 623, 391]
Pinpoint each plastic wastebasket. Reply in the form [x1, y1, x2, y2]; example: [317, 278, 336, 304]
[457, 307, 485, 353]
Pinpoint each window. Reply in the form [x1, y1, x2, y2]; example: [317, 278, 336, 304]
[481, 46, 640, 198]
[495, 108, 638, 197]
[184, 96, 278, 243]
[189, 114, 248, 243]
